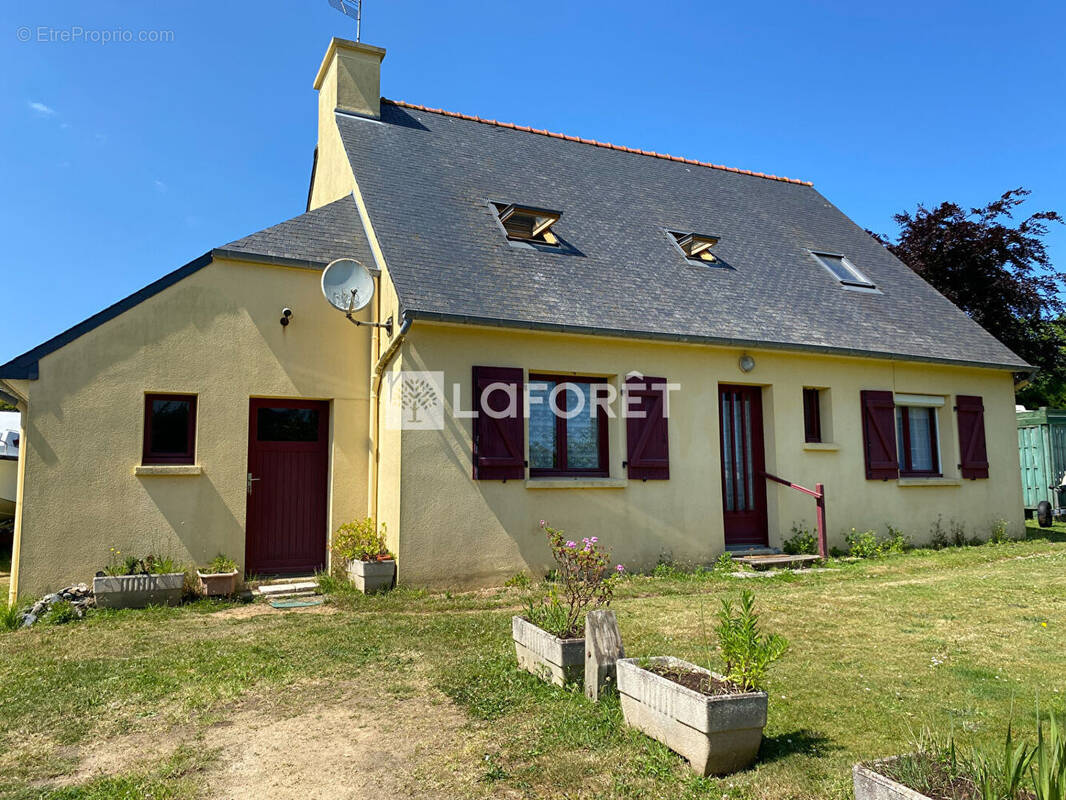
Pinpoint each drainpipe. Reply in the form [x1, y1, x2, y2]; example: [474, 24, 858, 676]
[369, 313, 412, 524]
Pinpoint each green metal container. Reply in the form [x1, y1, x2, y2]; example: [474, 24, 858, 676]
[1016, 407, 1066, 511]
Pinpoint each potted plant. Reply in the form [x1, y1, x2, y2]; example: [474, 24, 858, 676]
[332, 518, 395, 594]
[853, 719, 1060, 800]
[196, 554, 240, 597]
[617, 590, 788, 776]
[513, 521, 624, 686]
[93, 549, 186, 609]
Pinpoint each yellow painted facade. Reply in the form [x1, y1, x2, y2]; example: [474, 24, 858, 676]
[386, 322, 1024, 588]
[8, 256, 375, 599]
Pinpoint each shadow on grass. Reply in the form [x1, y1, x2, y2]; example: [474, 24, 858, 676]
[758, 728, 839, 763]
[1025, 527, 1066, 543]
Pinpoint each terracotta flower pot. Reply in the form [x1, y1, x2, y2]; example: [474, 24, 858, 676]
[196, 570, 240, 597]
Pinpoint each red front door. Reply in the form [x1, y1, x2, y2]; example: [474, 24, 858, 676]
[245, 399, 330, 575]
[719, 385, 768, 547]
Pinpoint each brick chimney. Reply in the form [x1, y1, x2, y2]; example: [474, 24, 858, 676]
[313, 37, 386, 119]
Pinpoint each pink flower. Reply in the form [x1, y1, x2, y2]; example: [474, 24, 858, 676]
[590, 537, 598, 544]
[539, 520, 546, 527]
[565, 540, 576, 548]
[616, 564, 625, 573]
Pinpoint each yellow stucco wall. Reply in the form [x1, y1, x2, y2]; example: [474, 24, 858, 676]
[11, 255, 374, 600]
[389, 322, 1025, 588]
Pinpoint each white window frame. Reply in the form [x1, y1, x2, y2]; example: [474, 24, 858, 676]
[809, 251, 878, 293]
[894, 394, 943, 476]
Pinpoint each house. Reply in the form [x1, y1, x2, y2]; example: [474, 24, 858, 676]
[1, 39, 1028, 601]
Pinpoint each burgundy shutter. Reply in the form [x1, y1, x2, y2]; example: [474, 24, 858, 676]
[472, 366, 525, 480]
[861, 390, 899, 480]
[625, 375, 669, 480]
[956, 395, 989, 479]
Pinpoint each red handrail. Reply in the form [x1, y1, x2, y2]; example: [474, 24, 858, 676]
[761, 471, 827, 559]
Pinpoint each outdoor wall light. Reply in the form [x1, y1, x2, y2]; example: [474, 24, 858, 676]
[738, 354, 755, 373]
[280, 307, 293, 327]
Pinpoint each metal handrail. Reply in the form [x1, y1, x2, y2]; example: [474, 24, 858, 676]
[761, 471, 827, 559]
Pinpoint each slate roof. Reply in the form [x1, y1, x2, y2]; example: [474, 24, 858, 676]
[334, 100, 1028, 370]
[218, 194, 374, 269]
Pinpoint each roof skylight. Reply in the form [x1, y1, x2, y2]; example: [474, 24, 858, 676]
[810, 251, 875, 290]
[493, 203, 561, 245]
[668, 230, 721, 264]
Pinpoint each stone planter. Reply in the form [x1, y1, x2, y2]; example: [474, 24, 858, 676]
[616, 656, 768, 776]
[853, 761, 932, 800]
[196, 570, 240, 597]
[93, 573, 185, 609]
[511, 615, 584, 686]
[346, 558, 395, 594]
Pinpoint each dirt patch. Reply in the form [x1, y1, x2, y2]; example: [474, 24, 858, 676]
[57, 680, 485, 799]
[206, 602, 340, 621]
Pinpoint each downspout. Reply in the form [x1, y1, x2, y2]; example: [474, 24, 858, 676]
[369, 313, 412, 524]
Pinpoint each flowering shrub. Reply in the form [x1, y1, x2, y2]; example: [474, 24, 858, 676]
[523, 521, 624, 639]
[331, 518, 392, 564]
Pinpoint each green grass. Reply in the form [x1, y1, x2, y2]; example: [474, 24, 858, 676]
[1, 522, 1065, 798]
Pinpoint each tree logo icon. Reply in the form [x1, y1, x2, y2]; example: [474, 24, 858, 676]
[386, 371, 445, 430]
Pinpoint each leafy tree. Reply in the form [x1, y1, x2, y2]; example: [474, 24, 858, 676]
[875, 189, 1065, 406]
[0, 401, 14, 412]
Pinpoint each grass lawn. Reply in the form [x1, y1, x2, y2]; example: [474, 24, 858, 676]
[1, 521, 1065, 799]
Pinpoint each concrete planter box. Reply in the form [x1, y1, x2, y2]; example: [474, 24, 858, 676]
[617, 656, 768, 776]
[346, 558, 395, 594]
[853, 761, 932, 800]
[196, 570, 240, 597]
[512, 615, 584, 686]
[93, 573, 185, 609]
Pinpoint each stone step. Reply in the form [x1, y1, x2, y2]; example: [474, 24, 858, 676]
[255, 580, 319, 597]
[725, 545, 781, 557]
[256, 574, 317, 586]
[732, 553, 822, 571]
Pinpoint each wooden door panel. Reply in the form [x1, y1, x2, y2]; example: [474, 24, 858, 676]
[719, 385, 768, 547]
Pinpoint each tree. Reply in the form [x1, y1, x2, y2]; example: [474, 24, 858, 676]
[875, 189, 1065, 406]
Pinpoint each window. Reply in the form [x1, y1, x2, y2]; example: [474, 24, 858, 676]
[668, 230, 721, 264]
[802, 388, 822, 443]
[895, 404, 940, 477]
[528, 375, 609, 477]
[256, 407, 321, 442]
[811, 251, 875, 289]
[492, 203, 561, 245]
[143, 394, 196, 465]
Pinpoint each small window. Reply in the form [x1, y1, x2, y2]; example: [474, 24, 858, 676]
[529, 375, 609, 477]
[896, 405, 940, 477]
[669, 230, 721, 264]
[803, 388, 822, 443]
[811, 252, 875, 289]
[143, 394, 197, 465]
[256, 407, 321, 442]
[492, 203, 561, 245]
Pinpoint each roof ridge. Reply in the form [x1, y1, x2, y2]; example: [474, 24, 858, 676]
[381, 98, 813, 187]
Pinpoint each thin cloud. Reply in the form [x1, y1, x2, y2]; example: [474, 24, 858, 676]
[28, 101, 56, 116]
[153, 180, 167, 193]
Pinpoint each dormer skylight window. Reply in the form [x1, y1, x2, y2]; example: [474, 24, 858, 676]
[668, 230, 721, 264]
[810, 251, 876, 290]
[493, 203, 561, 245]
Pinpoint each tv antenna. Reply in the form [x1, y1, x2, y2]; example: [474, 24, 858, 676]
[321, 258, 392, 336]
[328, 0, 363, 41]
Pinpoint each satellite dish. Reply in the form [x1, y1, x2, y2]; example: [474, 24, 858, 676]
[321, 258, 375, 313]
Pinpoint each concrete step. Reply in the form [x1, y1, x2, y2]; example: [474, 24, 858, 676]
[255, 580, 319, 598]
[725, 546, 781, 557]
[733, 553, 822, 571]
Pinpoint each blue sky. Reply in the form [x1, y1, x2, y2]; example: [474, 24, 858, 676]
[2, 0, 1063, 360]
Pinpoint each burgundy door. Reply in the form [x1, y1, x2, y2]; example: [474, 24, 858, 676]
[719, 385, 768, 547]
[245, 399, 330, 575]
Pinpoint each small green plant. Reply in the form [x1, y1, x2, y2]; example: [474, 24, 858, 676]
[103, 548, 180, 576]
[0, 602, 23, 631]
[989, 519, 1011, 545]
[972, 722, 1032, 800]
[200, 554, 238, 574]
[714, 589, 788, 692]
[950, 520, 968, 547]
[504, 571, 531, 589]
[42, 600, 79, 626]
[883, 525, 909, 555]
[930, 516, 950, 550]
[712, 552, 735, 573]
[331, 518, 392, 563]
[782, 525, 818, 555]
[846, 528, 882, 558]
[522, 588, 573, 639]
[1032, 716, 1066, 800]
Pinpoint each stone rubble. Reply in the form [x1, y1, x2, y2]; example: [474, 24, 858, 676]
[20, 583, 94, 628]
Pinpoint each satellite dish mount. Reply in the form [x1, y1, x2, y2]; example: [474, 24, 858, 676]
[321, 258, 393, 337]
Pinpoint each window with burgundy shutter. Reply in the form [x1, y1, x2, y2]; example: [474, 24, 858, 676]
[956, 395, 989, 479]
[472, 366, 526, 480]
[625, 375, 669, 480]
[860, 390, 898, 480]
